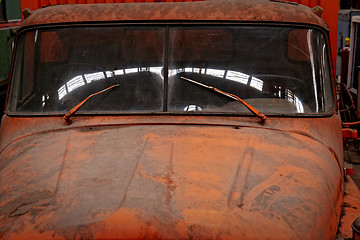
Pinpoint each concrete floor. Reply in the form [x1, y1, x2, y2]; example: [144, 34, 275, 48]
[344, 143, 360, 189]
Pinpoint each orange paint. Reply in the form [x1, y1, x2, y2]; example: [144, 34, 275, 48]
[1, 1, 356, 239]
[0, 114, 345, 239]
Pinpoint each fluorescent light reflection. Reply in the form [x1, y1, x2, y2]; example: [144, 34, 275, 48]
[58, 67, 165, 100]
[67, 75, 85, 92]
[114, 69, 125, 75]
[124, 68, 138, 74]
[227, 71, 248, 85]
[250, 77, 263, 92]
[285, 88, 304, 113]
[176, 68, 263, 91]
[149, 67, 163, 77]
[206, 69, 225, 78]
[169, 69, 177, 77]
[58, 85, 67, 100]
[175, 67, 305, 113]
[57, 66, 304, 113]
[84, 72, 105, 84]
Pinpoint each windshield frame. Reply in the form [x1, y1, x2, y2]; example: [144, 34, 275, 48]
[6, 21, 335, 118]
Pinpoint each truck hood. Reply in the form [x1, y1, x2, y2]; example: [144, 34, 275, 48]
[0, 124, 342, 239]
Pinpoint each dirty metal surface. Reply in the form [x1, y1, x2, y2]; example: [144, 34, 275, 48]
[338, 176, 360, 239]
[18, 0, 327, 30]
[0, 114, 344, 239]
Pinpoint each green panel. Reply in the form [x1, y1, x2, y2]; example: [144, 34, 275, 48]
[4, 0, 21, 21]
[0, 28, 13, 82]
[0, 0, 6, 22]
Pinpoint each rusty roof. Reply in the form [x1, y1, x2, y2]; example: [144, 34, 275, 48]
[20, 0, 328, 30]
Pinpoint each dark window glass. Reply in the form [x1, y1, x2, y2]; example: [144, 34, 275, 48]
[9, 27, 165, 113]
[8, 25, 333, 116]
[168, 27, 334, 114]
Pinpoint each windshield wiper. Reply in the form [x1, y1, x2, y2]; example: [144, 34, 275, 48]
[180, 76, 267, 123]
[63, 84, 120, 125]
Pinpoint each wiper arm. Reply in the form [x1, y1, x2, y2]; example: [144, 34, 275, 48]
[180, 76, 266, 123]
[63, 84, 120, 125]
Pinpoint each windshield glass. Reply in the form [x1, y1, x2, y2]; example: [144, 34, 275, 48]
[7, 25, 334, 116]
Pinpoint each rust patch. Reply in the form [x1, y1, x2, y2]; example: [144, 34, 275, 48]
[0, 115, 345, 239]
[254, 185, 281, 209]
[54, 136, 71, 198]
[227, 137, 254, 209]
[165, 141, 176, 209]
[19, 0, 327, 30]
[74, 225, 94, 240]
[118, 137, 150, 209]
[2, 190, 53, 218]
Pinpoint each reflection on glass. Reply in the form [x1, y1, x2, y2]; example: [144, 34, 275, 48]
[58, 67, 165, 100]
[124, 68, 138, 74]
[149, 67, 163, 77]
[58, 66, 304, 113]
[176, 68, 263, 92]
[84, 72, 106, 84]
[227, 71, 249, 85]
[285, 89, 304, 113]
[250, 77, 263, 92]
[114, 69, 125, 76]
[9, 26, 333, 115]
[67, 75, 85, 93]
[206, 69, 226, 79]
[58, 85, 67, 100]
[307, 29, 319, 111]
[184, 105, 202, 111]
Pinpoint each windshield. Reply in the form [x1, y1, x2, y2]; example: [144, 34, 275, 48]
[7, 25, 334, 116]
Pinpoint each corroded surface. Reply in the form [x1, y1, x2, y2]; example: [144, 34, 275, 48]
[0, 0, 347, 238]
[0, 114, 344, 239]
[19, 0, 327, 30]
[338, 176, 360, 238]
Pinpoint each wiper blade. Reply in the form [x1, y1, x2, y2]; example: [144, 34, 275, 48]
[63, 84, 120, 125]
[180, 76, 267, 123]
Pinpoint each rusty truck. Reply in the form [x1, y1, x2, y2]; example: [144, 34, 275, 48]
[0, 0, 359, 239]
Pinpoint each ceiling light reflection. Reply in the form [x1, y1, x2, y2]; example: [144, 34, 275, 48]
[58, 67, 165, 100]
[57, 66, 302, 113]
[67, 75, 85, 93]
[84, 72, 105, 84]
[250, 77, 263, 92]
[226, 71, 248, 85]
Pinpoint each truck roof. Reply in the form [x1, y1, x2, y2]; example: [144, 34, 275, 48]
[20, 0, 328, 30]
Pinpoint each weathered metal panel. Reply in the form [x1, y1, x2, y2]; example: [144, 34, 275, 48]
[0, 0, 347, 238]
[21, 0, 203, 11]
[21, 0, 329, 8]
[0, 115, 345, 239]
[19, 1, 328, 29]
[339, 176, 360, 238]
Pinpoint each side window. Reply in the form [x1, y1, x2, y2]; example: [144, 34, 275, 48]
[9, 31, 36, 112]
[21, 31, 35, 102]
[316, 33, 334, 112]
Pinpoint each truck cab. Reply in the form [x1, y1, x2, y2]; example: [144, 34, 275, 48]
[0, 0, 352, 239]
